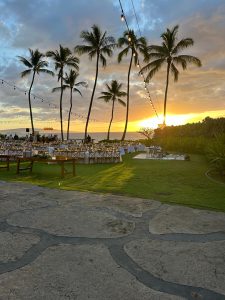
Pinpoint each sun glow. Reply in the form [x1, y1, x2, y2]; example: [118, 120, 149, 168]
[138, 113, 196, 129]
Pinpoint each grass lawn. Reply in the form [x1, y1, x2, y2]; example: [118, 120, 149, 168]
[0, 153, 224, 212]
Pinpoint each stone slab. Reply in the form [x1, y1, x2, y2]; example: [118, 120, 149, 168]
[0, 244, 184, 300]
[7, 206, 135, 238]
[149, 205, 225, 234]
[0, 232, 40, 263]
[125, 239, 225, 295]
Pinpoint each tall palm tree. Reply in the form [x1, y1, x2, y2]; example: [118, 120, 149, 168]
[53, 70, 87, 140]
[75, 24, 115, 140]
[46, 45, 79, 140]
[98, 80, 126, 140]
[140, 25, 202, 125]
[18, 49, 54, 135]
[118, 30, 147, 141]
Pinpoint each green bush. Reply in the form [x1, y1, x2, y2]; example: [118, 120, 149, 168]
[206, 135, 225, 176]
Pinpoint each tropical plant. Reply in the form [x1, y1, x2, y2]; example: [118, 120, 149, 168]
[98, 80, 126, 140]
[46, 45, 79, 140]
[206, 134, 225, 176]
[140, 25, 201, 125]
[75, 24, 116, 140]
[18, 49, 54, 135]
[118, 30, 147, 141]
[53, 70, 87, 140]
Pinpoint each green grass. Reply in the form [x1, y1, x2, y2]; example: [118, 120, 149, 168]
[0, 153, 225, 211]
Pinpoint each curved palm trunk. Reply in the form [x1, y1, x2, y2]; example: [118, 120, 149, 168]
[84, 53, 99, 140]
[121, 52, 133, 141]
[107, 98, 115, 140]
[67, 88, 73, 140]
[28, 71, 36, 135]
[163, 62, 171, 125]
[60, 73, 64, 141]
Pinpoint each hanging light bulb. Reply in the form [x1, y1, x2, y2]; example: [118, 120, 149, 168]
[137, 63, 140, 68]
[121, 14, 125, 21]
[133, 52, 136, 57]
[128, 36, 131, 42]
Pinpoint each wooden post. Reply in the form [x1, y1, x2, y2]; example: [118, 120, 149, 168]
[61, 161, 64, 178]
[16, 158, 20, 174]
[30, 160, 34, 174]
[73, 159, 75, 176]
[6, 156, 9, 171]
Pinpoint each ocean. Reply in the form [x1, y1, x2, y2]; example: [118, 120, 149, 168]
[0, 128, 142, 141]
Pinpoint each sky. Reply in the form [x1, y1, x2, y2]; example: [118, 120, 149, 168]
[0, 0, 224, 133]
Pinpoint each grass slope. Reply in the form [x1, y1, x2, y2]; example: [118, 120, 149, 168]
[0, 153, 224, 211]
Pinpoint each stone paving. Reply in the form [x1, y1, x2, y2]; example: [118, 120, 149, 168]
[0, 181, 225, 300]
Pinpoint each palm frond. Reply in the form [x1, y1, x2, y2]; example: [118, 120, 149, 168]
[100, 54, 106, 67]
[75, 81, 88, 88]
[172, 38, 194, 54]
[170, 63, 179, 82]
[118, 47, 129, 63]
[173, 56, 187, 70]
[73, 88, 82, 96]
[118, 98, 126, 107]
[20, 69, 32, 78]
[140, 58, 165, 75]
[38, 69, 54, 76]
[75, 45, 92, 55]
[176, 55, 202, 67]
[52, 87, 63, 93]
[17, 56, 32, 68]
[144, 62, 164, 82]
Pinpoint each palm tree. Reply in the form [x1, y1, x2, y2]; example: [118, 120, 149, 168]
[18, 49, 54, 135]
[98, 80, 126, 140]
[75, 24, 115, 140]
[46, 45, 79, 140]
[53, 70, 87, 140]
[140, 25, 202, 125]
[118, 30, 147, 141]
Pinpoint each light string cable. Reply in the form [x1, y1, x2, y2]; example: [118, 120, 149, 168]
[0, 78, 101, 123]
[130, 0, 161, 115]
[119, 0, 159, 118]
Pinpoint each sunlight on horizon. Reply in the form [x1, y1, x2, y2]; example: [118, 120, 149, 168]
[137, 110, 225, 130]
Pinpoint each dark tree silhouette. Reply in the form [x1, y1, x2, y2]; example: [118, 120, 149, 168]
[18, 49, 54, 134]
[75, 25, 115, 140]
[141, 25, 201, 125]
[98, 80, 126, 140]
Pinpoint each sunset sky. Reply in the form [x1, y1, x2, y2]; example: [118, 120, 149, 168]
[0, 0, 224, 133]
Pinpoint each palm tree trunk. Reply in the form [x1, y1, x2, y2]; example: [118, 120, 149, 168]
[84, 53, 99, 140]
[163, 62, 171, 125]
[107, 98, 115, 140]
[121, 52, 133, 141]
[28, 71, 36, 135]
[60, 72, 64, 141]
[67, 88, 73, 140]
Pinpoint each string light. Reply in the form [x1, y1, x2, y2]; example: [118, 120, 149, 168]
[121, 14, 125, 21]
[118, 0, 159, 119]
[0, 78, 102, 123]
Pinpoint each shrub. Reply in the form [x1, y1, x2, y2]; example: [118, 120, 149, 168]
[206, 135, 225, 176]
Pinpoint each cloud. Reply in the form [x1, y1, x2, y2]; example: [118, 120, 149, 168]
[0, 0, 225, 131]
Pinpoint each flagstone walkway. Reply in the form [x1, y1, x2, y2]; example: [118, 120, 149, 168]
[0, 181, 225, 300]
